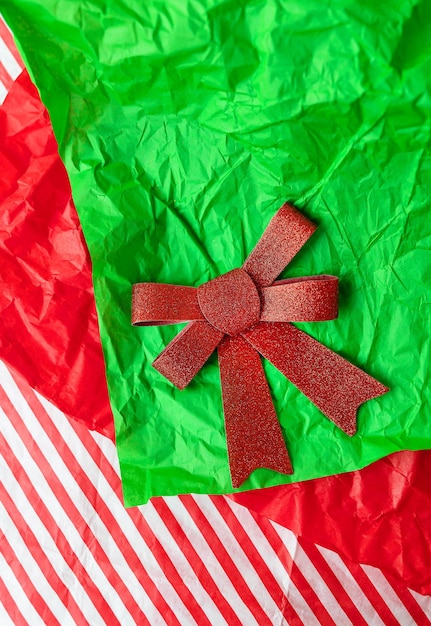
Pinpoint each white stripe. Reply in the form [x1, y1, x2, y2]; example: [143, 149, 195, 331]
[0, 552, 45, 625]
[35, 391, 198, 626]
[0, 37, 21, 79]
[91, 428, 120, 472]
[316, 545, 385, 626]
[0, 364, 168, 625]
[0, 79, 7, 103]
[361, 565, 417, 626]
[144, 500, 228, 626]
[191, 494, 285, 624]
[0, 401, 134, 626]
[409, 589, 431, 620]
[91, 418, 307, 625]
[0, 502, 76, 626]
[270, 520, 354, 626]
[166, 497, 262, 626]
[0, 447, 104, 626]
[224, 498, 320, 626]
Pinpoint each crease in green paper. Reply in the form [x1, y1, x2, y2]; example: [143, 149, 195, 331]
[3, 0, 431, 504]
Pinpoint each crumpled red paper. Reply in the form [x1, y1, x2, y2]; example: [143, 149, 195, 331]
[0, 71, 113, 438]
[2, 70, 431, 595]
[233, 451, 431, 596]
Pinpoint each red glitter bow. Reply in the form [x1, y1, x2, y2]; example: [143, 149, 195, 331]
[132, 204, 388, 487]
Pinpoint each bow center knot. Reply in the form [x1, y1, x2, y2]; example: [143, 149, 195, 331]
[197, 268, 261, 336]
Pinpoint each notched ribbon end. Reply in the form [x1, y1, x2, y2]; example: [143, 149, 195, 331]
[219, 335, 293, 489]
[231, 455, 294, 489]
[332, 380, 390, 437]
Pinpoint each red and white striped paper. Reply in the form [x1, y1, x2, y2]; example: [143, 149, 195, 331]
[1, 17, 431, 625]
[2, 360, 431, 625]
[0, 18, 22, 103]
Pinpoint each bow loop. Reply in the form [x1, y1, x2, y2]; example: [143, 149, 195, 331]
[132, 283, 203, 325]
[260, 275, 338, 322]
[242, 203, 317, 286]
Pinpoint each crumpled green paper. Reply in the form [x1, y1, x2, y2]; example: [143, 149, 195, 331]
[4, 0, 431, 504]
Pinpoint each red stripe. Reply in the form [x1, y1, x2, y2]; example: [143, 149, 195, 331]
[342, 561, 400, 626]
[22, 377, 188, 625]
[8, 366, 117, 483]
[0, 577, 28, 626]
[10, 377, 209, 626]
[0, 61, 14, 90]
[0, 481, 91, 626]
[130, 508, 213, 626]
[383, 572, 430, 626]
[0, 440, 118, 625]
[209, 495, 304, 626]
[298, 540, 369, 626]
[0, 535, 62, 626]
[246, 511, 338, 626]
[62, 408, 193, 626]
[152, 497, 244, 626]
[178, 494, 273, 626]
[0, 20, 25, 67]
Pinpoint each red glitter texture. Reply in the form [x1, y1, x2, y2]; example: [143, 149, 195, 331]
[260, 275, 338, 322]
[132, 283, 203, 325]
[153, 321, 223, 389]
[242, 203, 317, 287]
[243, 323, 388, 435]
[218, 335, 293, 488]
[132, 203, 389, 487]
[197, 268, 261, 335]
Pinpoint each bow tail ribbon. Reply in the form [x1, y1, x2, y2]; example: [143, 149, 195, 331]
[220, 321, 389, 487]
[243, 322, 389, 436]
[218, 335, 293, 488]
[153, 321, 223, 389]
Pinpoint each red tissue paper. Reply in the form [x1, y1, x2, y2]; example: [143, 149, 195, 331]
[233, 451, 431, 595]
[0, 71, 113, 438]
[2, 70, 431, 595]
